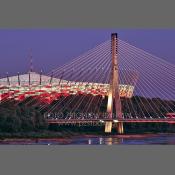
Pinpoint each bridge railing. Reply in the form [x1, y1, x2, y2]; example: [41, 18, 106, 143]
[44, 112, 168, 120]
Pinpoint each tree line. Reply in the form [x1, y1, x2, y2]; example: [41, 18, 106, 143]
[0, 102, 47, 133]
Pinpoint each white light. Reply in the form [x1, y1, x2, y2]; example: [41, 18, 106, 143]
[99, 138, 103, 145]
[113, 120, 119, 123]
[99, 120, 104, 123]
[88, 139, 92, 145]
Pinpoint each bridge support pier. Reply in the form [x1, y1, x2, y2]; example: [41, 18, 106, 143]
[105, 121, 112, 133]
[104, 122, 124, 134]
[117, 122, 124, 134]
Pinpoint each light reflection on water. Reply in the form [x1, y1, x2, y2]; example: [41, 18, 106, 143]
[1, 134, 175, 145]
[69, 134, 175, 145]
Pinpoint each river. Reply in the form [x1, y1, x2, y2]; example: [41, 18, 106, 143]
[1, 133, 175, 145]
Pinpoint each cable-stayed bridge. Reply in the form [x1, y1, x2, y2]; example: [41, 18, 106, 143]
[0, 33, 175, 133]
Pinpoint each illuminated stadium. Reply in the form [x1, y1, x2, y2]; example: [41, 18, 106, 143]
[0, 71, 136, 104]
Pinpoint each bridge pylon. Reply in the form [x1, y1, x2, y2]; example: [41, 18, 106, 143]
[105, 33, 123, 134]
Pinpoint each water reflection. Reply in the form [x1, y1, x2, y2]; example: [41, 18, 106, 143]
[105, 137, 113, 145]
[103, 137, 123, 145]
[88, 139, 92, 145]
[99, 137, 103, 145]
[1, 134, 175, 145]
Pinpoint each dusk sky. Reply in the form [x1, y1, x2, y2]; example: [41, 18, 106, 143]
[0, 29, 175, 76]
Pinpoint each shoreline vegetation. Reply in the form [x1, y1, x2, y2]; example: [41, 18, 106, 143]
[1, 123, 175, 140]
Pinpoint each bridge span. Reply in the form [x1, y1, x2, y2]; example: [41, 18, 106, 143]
[47, 118, 175, 124]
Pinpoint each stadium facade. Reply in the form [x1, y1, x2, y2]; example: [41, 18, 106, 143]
[0, 71, 135, 104]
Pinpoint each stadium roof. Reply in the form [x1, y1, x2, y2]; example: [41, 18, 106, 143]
[0, 71, 136, 103]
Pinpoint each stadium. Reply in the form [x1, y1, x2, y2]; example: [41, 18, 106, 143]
[0, 71, 136, 105]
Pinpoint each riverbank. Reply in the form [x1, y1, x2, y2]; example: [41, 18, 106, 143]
[0, 130, 175, 140]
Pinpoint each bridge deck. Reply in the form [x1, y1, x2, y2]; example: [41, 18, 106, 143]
[47, 118, 175, 124]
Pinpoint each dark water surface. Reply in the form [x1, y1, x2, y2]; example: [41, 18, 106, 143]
[1, 133, 175, 145]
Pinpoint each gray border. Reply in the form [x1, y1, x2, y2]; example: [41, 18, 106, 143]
[0, 145, 175, 174]
[0, 0, 175, 175]
[0, 0, 175, 28]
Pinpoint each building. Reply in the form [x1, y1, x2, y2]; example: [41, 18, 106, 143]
[0, 71, 135, 104]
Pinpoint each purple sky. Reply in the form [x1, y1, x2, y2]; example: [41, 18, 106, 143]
[0, 29, 175, 76]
